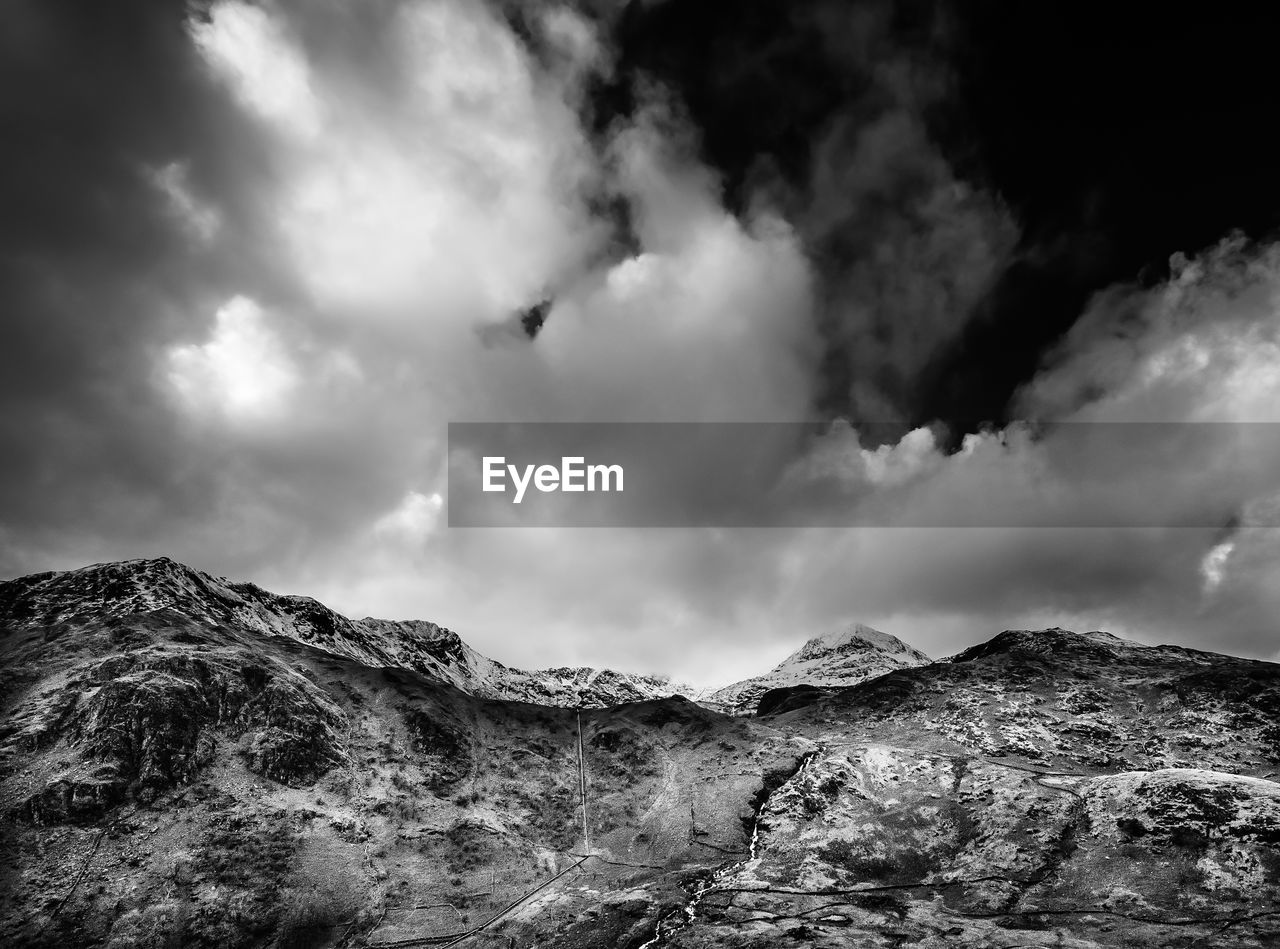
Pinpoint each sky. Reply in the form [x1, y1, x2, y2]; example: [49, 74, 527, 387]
[3, 0, 1280, 685]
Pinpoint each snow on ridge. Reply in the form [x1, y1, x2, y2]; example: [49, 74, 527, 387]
[791, 622, 929, 663]
[0, 557, 706, 710]
[0, 561, 928, 714]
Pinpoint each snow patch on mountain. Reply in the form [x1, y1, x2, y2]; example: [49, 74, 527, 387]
[707, 622, 930, 715]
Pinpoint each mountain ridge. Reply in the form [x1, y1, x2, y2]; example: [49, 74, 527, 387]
[0, 557, 711, 709]
[0, 558, 940, 713]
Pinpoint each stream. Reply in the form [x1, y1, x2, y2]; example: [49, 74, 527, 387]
[636, 747, 822, 948]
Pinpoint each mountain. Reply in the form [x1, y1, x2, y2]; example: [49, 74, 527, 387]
[707, 623, 930, 715]
[0, 557, 702, 709]
[0, 562, 804, 949]
[3, 561, 1280, 949]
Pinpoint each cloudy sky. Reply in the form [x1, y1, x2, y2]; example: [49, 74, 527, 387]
[3, 0, 1279, 684]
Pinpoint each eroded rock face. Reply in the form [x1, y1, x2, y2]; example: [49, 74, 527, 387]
[233, 677, 347, 786]
[3, 647, 347, 823]
[402, 707, 471, 790]
[755, 684, 831, 716]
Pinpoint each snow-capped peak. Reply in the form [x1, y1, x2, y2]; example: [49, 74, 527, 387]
[790, 623, 927, 663]
[706, 621, 931, 715]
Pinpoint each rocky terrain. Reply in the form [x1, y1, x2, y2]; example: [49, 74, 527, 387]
[655, 628, 1280, 948]
[2, 559, 1279, 948]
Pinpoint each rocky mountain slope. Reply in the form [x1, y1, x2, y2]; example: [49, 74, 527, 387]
[670, 627, 1280, 948]
[0, 571, 804, 949]
[707, 624, 929, 715]
[3, 561, 1279, 949]
[0, 558, 702, 709]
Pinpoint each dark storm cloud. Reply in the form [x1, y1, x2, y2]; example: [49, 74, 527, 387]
[597, 0, 1280, 431]
[916, 2, 1280, 426]
[0, 0, 223, 571]
[598, 0, 1016, 425]
[0, 0, 416, 576]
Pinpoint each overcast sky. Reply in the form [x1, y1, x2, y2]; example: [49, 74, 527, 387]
[3, 0, 1279, 685]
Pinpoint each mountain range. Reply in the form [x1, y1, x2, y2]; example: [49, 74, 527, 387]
[2, 557, 1278, 948]
[0, 558, 926, 714]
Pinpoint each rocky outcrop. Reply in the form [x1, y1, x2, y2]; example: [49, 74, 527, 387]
[3, 649, 347, 823]
[755, 684, 832, 716]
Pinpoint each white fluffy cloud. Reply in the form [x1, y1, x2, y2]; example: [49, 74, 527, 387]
[193, 0, 603, 319]
[190, 1, 322, 137]
[1019, 237, 1280, 423]
[1200, 540, 1235, 594]
[373, 490, 444, 546]
[166, 296, 298, 422]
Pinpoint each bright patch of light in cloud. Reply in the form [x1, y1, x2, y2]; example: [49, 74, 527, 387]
[166, 296, 298, 422]
[1200, 540, 1235, 594]
[189, 1, 321, 137]
[195, 0, 603, 317]
[374, 490, 444, 545]
[1019, 237, 1280, 423]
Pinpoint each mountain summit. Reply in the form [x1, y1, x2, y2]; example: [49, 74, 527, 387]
[788, 622, 929, 664]
[707, 622, 930, 715]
